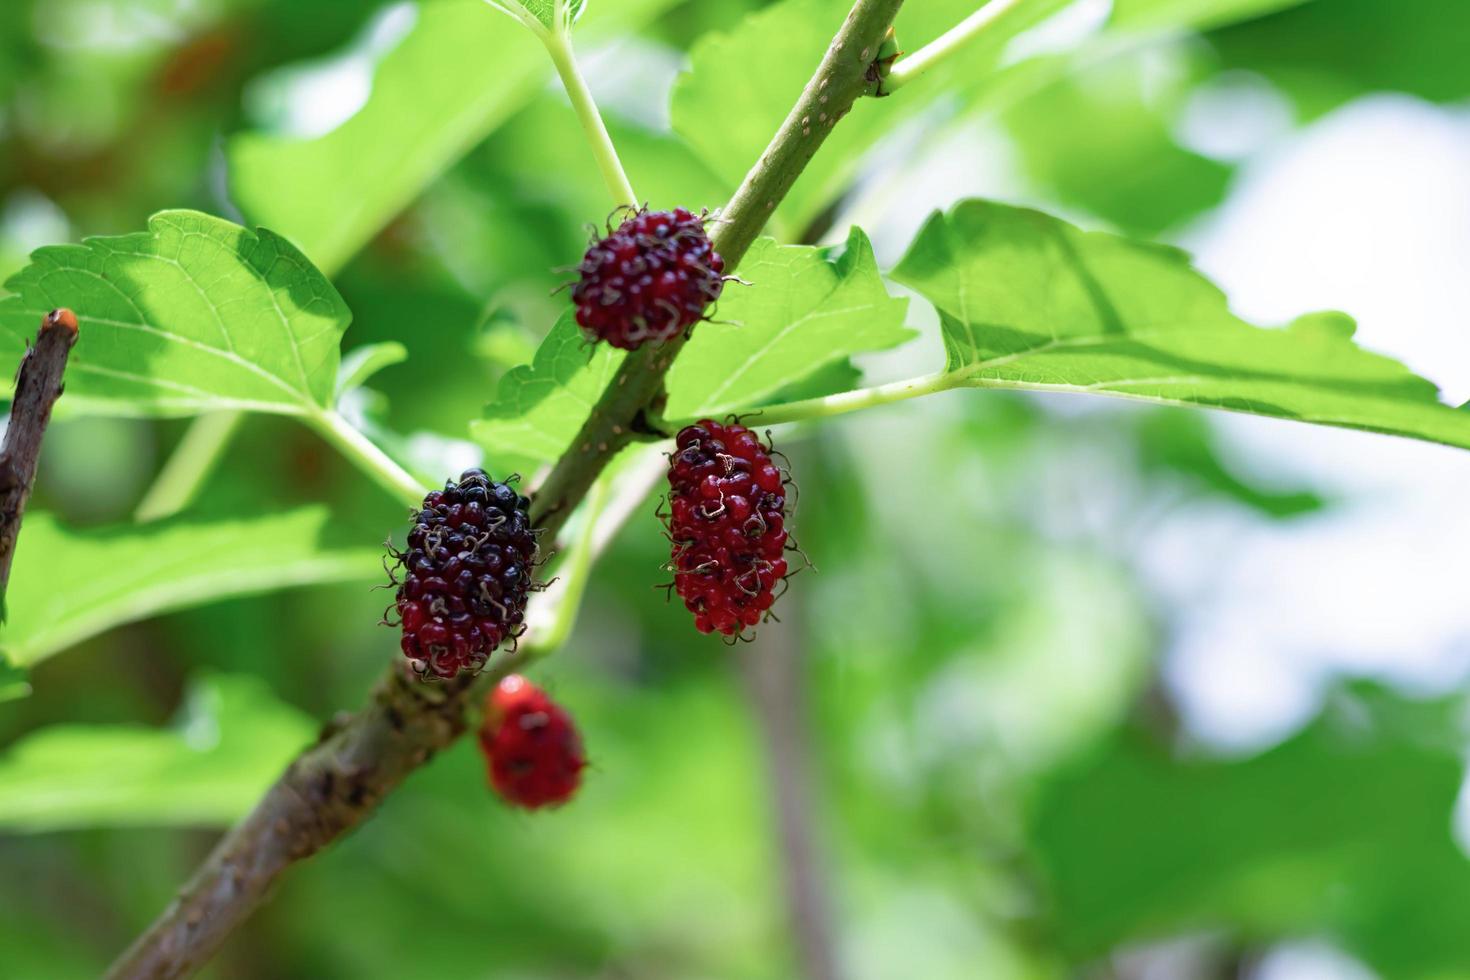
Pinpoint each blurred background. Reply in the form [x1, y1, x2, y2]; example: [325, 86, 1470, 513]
[3, 0, 1469, 977]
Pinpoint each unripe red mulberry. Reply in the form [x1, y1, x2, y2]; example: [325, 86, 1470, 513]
[387, 469, 539, 678]
[663, 419, 793, 636]
[479, 675, 586, 809]
[571, 207, 725, 350]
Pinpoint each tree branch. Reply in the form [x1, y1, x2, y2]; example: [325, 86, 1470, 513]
[1, 308, 79, 612]
[106, 3, 904, 976]
[529, 0, 906, 536]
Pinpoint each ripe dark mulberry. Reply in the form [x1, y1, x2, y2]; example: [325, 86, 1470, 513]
[479, 675, 586, 809]
[664, 419, 792, 636]
[388, 469, 538, 678]
[571, 207, 725, 350]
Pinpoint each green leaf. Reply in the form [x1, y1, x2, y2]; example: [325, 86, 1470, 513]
[891, 201, 1470, 452]
[0, 210, 350, 418]
[1210, 0, 1470, 117]
[0, 673, 314, 831]
[1003, 53, 1233, 237]
[1030, 686, 1470, 978]
[473, 312, 624, 471]
[664, 230, 911, 420]
[230, 0, 545, 274]
[336, 341, 408, 401]
[229, 0, 672, 274]
[0, 508, 381, 669]
[1133, 410, 1326, 518]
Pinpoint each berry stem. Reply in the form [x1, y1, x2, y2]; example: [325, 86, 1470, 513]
[882, 0, 1028, 92]
[134, 411, 245, 522]
[306, 409, 429, 509]
[543, 29, 639, 208]
[523, 475, 609, 656]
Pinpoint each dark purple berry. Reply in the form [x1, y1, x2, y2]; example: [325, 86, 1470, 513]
[571, 207, 725, 350]
[389, 470, 539, 678]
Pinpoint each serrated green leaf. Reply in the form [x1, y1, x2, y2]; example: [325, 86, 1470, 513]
[0, 673, 314, 831]
[230, 0, 672, 274]
[336, 341, 408, 401]
[0, 210, 349, 418]
[473, 312, 624, 471]
[891, 201, 1470, 452]
[664, 230, 911, 420]
[472, 233, 910, 463]
[0, 508, 381, 668]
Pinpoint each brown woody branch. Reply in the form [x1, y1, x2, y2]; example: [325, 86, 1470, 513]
[1, 309, 79, 612]
[106, 2, 905, 976]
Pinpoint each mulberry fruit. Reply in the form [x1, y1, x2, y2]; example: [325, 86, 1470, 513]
[664, 419, 792, 636]
[571, 206, 725, 350]
[479, 675, 586, 809]
[388, 469, 538, 678]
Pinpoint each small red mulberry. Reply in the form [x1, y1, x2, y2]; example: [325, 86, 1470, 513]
[571, 207, 725, 350]
[479, 675, 586, 809]
[664, 419, 792, 636]
[388, 469, 538, 678]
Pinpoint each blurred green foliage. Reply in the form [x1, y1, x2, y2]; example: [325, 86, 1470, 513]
[2, 0, 1468, 978]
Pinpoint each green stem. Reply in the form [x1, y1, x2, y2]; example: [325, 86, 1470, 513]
[543, 29, 638, 207]
[134, 412, 244, 522]
[670, 370, 958, 430]
[522, 444, 665, 657]
[306, 410, 428, 509]
[523, 477, 608, 658]
[884, 0, 1026, 92]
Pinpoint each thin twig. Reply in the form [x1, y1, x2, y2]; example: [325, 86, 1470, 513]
[105, 3, 904, 976]
[0, 308, 79, 614]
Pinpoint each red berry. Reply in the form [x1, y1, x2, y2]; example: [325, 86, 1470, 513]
[387, 469, 539, 678]
[479, 675, 586, 809]
[571, 207, 725, 350]
[663, 419, 795, 637]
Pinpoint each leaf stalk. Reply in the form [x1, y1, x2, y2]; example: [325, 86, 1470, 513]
[306, 409, 429, 510]
[882, 0, 1026, 92]
[543, 28, 639, 208]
